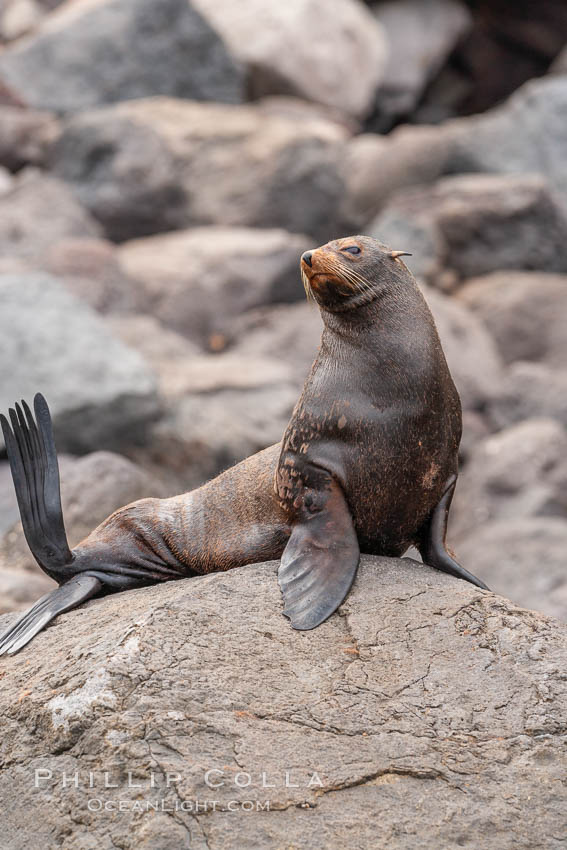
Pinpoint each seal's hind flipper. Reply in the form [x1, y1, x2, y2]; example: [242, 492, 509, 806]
[0, 394, 73, 576]
[418, 475, 490, 591]
[278, 477, 360, 630]
[0, 573, 102, 656]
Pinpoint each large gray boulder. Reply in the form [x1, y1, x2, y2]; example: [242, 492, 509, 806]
[346, 75, 567, 231]
[52, 97, 349, 242]
[107, 308, 311, 491]
[0, 0, 45, 43]
[0, 165, 12, 195]
[0, 169, 101, 261]
[340, 124, 453, 229]
[451, 418, 567, 541]
[0, 567, 54, 616]
[41, 237, 147, 315]
[445, 75, 567, 216]
[116, 227, 312, 346]
[372, 0, 471, 130]
[0, 0, 244, 113]
[457, 271, 567, 369]
[145, 367, 298, 491]
[0, 104, 59, 170]
[489, 362, 567, 431]
[106, 314, 202, 397]
[0, 556, 565, 848]
[192, 0, 387, 119]
[0, 461, 18, 535]
[370, 173, 567, 287]
[550, 45, 567, 74]
[0, 273, 160, 453]
[457, 518, 567, 623]
[420, 284, 503, 412]
[228, 301, 323, 381]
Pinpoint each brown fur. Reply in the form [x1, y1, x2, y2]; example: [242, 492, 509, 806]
[70, 236, 460, 585]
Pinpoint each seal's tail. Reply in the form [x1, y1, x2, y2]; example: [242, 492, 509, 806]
[0, 395, 103, 655]
[0, 393, 73, 576]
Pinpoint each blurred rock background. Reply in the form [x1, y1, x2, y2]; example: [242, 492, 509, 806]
[0, 0, 566, 622]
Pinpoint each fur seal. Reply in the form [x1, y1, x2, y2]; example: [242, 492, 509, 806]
[0, 235, 488, 655]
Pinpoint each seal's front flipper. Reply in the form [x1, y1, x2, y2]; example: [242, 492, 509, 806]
[0, 394, 73, 578]
[418, 475, 490, 591]
[278, 476, 360, 630]
[0, 573, 102, 656]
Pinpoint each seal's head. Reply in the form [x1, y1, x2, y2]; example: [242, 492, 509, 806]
[300, 235, 412, 312]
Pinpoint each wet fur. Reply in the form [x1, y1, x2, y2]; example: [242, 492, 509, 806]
[0, 235, 481, 653]
[75, 238, 460, 578]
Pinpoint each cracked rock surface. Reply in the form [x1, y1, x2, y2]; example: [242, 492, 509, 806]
[0, 556, 565, 849]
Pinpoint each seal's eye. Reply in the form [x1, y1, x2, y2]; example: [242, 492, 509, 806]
[341, 246, 360, 255]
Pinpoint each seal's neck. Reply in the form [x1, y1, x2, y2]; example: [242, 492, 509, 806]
[316, 286, 380, 313]
[320, 277, 430, 337]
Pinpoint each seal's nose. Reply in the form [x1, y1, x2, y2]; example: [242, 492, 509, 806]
[301, 251, 313, 268]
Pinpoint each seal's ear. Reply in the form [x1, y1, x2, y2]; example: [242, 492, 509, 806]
[278, 477, 360, 630]
[389, 250, 412, 261]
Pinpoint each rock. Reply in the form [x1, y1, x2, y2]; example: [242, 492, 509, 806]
[436, 174, 567, 279]
[0, 0, 244, 113]
[550, 45, 567, 74]
[192, 0, 386, 119]
[227, 301, 323, 381]
[0, 272, 160, 453]
[420, 284, 503, 412]
[107, 315, 201, 363]
[117, 227, 312, 346]
[0, 568, 55, 614]
[350, 76, 567, 227]
[106, 314, 202, 397]
[0, 450, 167, 578]
[457, 271, 567, 369]
[53, 97, 349, 242]
[372, 0, 471, 130]
[355, 76, 567, 227]
[0, 462, 19, 536]
[0, 165, 12, 195]
[370, 174, 567, 286]
[489, 362, 567, 430]
[145, 374, 298, 491]
[256, 94, 360, 136]
[110, 310, 294, 402]
[340, 124, 454, 228]
[451, 418, 567, 541]
[458, 409, 491, 463]
[0, 556, 565, 848]
[411, 0, 567, 121]
[128, 301, 320, 489]
[0, 104, 59, 170]
[42, 238, 145, 315]
[0, 0, 43, 42]
[111, 307, 314, 489]
[445, 76, 567, 216]
[164, 353, 292, 403]
[0, 169, 101, 262]
[107, 318, 298, 485]
[457, 518, 567, 623]
[168, 355, 292, 396]
[140, 300, 324, 487]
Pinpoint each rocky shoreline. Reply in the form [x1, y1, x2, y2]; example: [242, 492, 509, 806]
[1, 0, 567, 625]
[1, 2, 567, 847]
